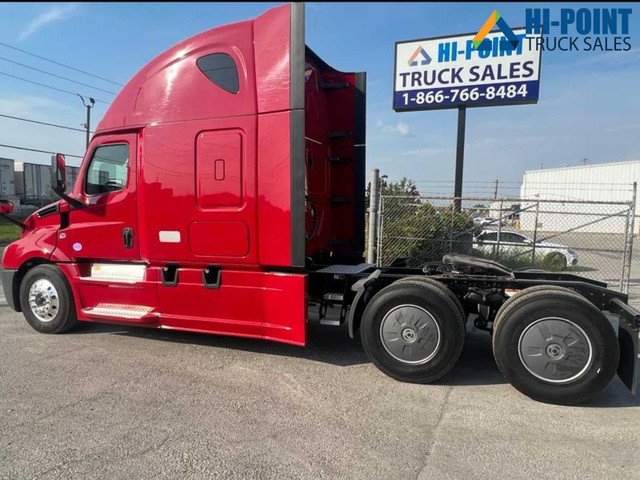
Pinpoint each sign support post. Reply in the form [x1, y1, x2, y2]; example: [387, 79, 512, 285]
[454, 106, 466, 212]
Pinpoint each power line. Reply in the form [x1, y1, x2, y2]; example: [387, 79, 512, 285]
[0, 41, 124, 87]
[0, 55, 118, 95]
[0, 113, 94, 133]
[0, 70, 109, 104]
[0, 143, 83, 159]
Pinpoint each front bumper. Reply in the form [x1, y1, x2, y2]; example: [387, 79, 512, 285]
[610, 298, 640, 394]
[2, 269, 18, 311]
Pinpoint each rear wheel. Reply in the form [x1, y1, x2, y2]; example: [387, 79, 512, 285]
[392, 276, 466, 321]
[19, 265, 77, 334]
[492, 287, 618, 405]
[361, 282, 465, 384]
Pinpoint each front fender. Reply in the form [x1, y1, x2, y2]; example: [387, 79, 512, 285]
[1, 225, 58, 269]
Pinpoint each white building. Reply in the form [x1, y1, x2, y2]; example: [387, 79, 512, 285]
[519, 160, 639, 233]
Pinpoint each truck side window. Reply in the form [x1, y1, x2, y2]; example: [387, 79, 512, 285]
[196, 53, 239, 94]
[84, 144, 129, 195]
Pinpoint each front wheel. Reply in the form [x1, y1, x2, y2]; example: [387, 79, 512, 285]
[19, 264, 78, 334]
[360, 282, 465, 384]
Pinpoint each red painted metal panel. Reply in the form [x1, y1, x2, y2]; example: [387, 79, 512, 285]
[62, 133, 139, 262]
[188, 221, 249, 257]
[256, 110, 292, 266]
[96, 21, 257, 131]
[158, 269, 306, 346]
[1, 224, 57, 269]
[253, 4, 291, 114]
[138, 116, 257, 266]
[196, 130, 242, 207]
[57, 263, 161, 325]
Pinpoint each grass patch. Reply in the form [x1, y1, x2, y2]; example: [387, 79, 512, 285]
[0, 220, 22, 244]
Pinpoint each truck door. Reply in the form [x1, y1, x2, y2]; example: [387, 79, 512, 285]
[64, 133, 139, 261]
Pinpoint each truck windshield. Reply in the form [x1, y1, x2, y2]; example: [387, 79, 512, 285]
[85, 144, 129, 195]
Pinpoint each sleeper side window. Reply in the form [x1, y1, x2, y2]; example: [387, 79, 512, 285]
[84, 144, 130, 195]
[196, 53, 239, 94]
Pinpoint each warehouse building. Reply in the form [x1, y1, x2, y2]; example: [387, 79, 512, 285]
[519, 160, 639, 234]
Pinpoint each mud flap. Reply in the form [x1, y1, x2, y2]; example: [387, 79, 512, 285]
[610, 298, 640, 394]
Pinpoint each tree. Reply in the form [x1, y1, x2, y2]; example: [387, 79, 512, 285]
[377, 177, 474, 266]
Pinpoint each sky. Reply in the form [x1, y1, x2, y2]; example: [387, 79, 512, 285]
[0, 2, 637, 194]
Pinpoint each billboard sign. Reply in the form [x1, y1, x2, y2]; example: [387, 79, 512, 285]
[393, 25, 542, 111]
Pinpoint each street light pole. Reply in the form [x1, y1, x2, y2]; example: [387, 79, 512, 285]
[78, 95, 95, 150]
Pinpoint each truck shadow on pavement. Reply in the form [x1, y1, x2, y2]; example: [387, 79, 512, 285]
[71, 321, 638, 406]
[73, 321, 507, 385]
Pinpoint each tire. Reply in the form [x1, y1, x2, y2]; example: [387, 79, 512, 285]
[392, 276, 466, 321]
[361, 282, 465, 384]
[19, 264, 78, 334]
[492, 287, 619, 405]
[542, 252, 567, 271]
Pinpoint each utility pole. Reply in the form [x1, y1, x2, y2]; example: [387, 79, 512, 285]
[493, 179, 499, 200]
[78, 95, 95, 150]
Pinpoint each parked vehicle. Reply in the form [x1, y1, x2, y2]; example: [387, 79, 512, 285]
[0, 4, 637, 405]
[0, 157, 15, 197]
[474, 229, 578, 269]
[14, 162, 55, 206]
[473, 216, 505, 227]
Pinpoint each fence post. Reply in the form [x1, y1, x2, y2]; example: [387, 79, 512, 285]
[449, 203, 455, 252]
[376, 196, 384, 267]
[495, 199, 504, 260]
[531, 200, 540, 264]
[621, 182, 637, 293]
[367, 168, 380, 264]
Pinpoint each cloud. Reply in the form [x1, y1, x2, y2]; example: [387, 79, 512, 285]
[19, 3, 78, 41]
[376, 119, 412, 137]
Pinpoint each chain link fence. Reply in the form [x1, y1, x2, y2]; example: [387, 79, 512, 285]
[374, 194, 637, 302]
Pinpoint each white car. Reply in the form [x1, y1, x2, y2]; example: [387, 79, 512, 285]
[473, 229, 578, 269]
[473, 216, 505, 227]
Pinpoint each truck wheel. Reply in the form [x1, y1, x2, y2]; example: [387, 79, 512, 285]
[492, 287, 618, 405]
[361, 282, 465, 384]
[392, 276, 466, 321]
[542, 252, 567, 271]
[19, 264, 78, 334]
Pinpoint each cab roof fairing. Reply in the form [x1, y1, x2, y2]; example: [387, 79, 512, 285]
[96, 4, 298, 133]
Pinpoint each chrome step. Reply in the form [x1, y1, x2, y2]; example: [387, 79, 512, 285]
[319, 318, 341, 327]
[323, 293, 344, 302]
[84, 303, 154, 319]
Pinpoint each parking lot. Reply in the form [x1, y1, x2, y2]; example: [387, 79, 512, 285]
[1, 284, 639, 479]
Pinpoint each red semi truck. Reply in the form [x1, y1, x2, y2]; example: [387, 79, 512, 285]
[1, 4, 638, 405]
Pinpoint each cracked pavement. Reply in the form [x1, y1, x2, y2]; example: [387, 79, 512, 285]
[0, 305, 639, 479]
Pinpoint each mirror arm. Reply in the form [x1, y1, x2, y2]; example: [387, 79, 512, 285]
[0, 213, 27, 230]
[52, 189, 85, 209]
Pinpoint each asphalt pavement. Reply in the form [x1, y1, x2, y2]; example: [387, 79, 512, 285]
[1, 300, 639, 479]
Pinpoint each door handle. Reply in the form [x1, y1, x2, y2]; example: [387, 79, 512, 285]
[123, 227, 134, 249]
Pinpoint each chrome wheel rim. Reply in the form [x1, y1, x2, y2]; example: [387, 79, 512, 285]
[28, 279, 60, 323]
[518, 317, 593, 384]
[380, 304, 441, 365]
